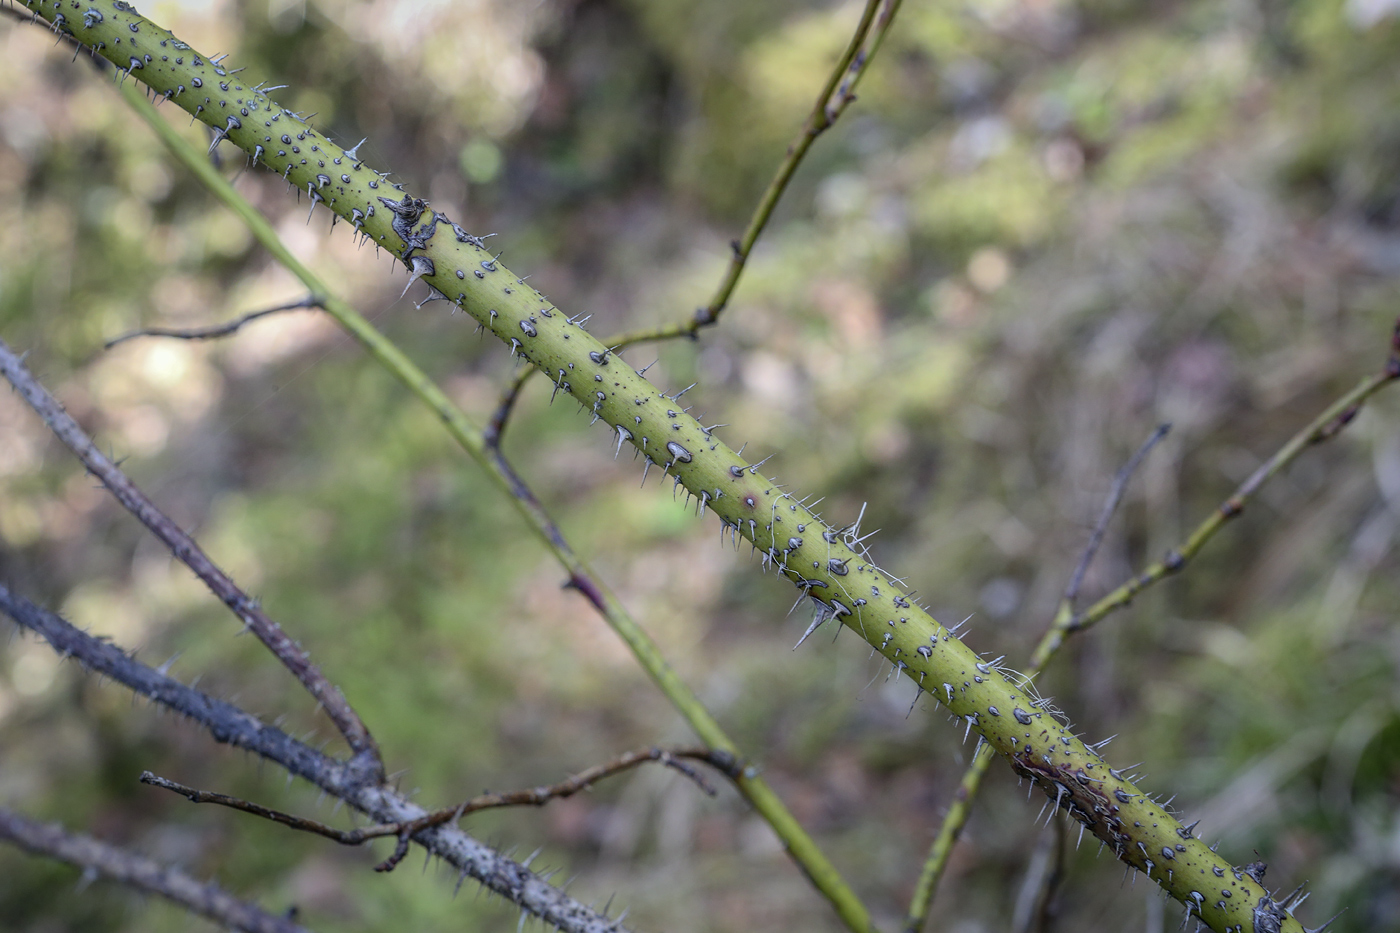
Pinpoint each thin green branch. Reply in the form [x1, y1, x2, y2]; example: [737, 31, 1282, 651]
[491, 0, 905, 435]
[110, 74, 877, 933]
[901, 340, 1399, 933]
[693, 0, 896, 330]
[1063, 366, 1399, 643]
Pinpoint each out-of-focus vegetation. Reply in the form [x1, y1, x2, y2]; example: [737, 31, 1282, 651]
[1, 0, 1399, 930]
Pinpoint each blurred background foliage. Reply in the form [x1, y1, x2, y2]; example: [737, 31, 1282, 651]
[1, 0, 1399, 930]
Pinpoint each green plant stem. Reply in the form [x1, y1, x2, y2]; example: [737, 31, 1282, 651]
[615, 0, 906, 344]
[33, 5, 1331, 929]
[692, 0, 893, 330]
[901, 363, 1398, 932]
[111, 71, 877, 933]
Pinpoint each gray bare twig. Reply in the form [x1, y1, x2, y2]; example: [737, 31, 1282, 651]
[0, 808, 311, 933]
[1063, 423, 1171, 606]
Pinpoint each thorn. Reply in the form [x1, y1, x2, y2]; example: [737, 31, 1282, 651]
[748, 453, 774, 473]
[1307, 910, 1345, 933]
[793, 604, 832, 649]
[1089, 734, 1118, 752]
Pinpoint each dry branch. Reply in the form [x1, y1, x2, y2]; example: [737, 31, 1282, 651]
[0, 580, 632, 933]
[140, 744, 732, 873]
[0, 337, 382, 779]
[103, 295, 321, 348]
[0, 808, 311, 933]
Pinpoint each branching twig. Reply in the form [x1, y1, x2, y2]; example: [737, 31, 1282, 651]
[0, 808, 311, 933]
[0, 338, 383, 779]
[902, 327, 1400, 932]
[489, 0, 907, 437]
[691, 0, 903, 328]
[141, 744, 736, 873]
[1064, 363, 1399, 642]
[103, 295, 322, 348]
[0, 582, 633, 933]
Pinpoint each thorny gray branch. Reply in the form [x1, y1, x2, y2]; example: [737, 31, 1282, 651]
[0, 332, 636, 933]
[0, 581, 635, 933]
[0, 337, 382, 777]
[0, 808, 312, 933]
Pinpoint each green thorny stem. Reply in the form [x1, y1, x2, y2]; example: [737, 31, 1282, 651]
[25, 4, 1350, 931]
[902, 358, 1400, 932]
[98, 43, 876, 933]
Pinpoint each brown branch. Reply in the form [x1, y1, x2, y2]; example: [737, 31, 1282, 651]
[484, 363, 537, 450]
[0, 582, 633, 933]
[104, 296, 321, 348]
[141, 744, 737, 872]
[904, 318, 1400, 933]
[0, 808, 310, 933]
[0, 337, 383, 780]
